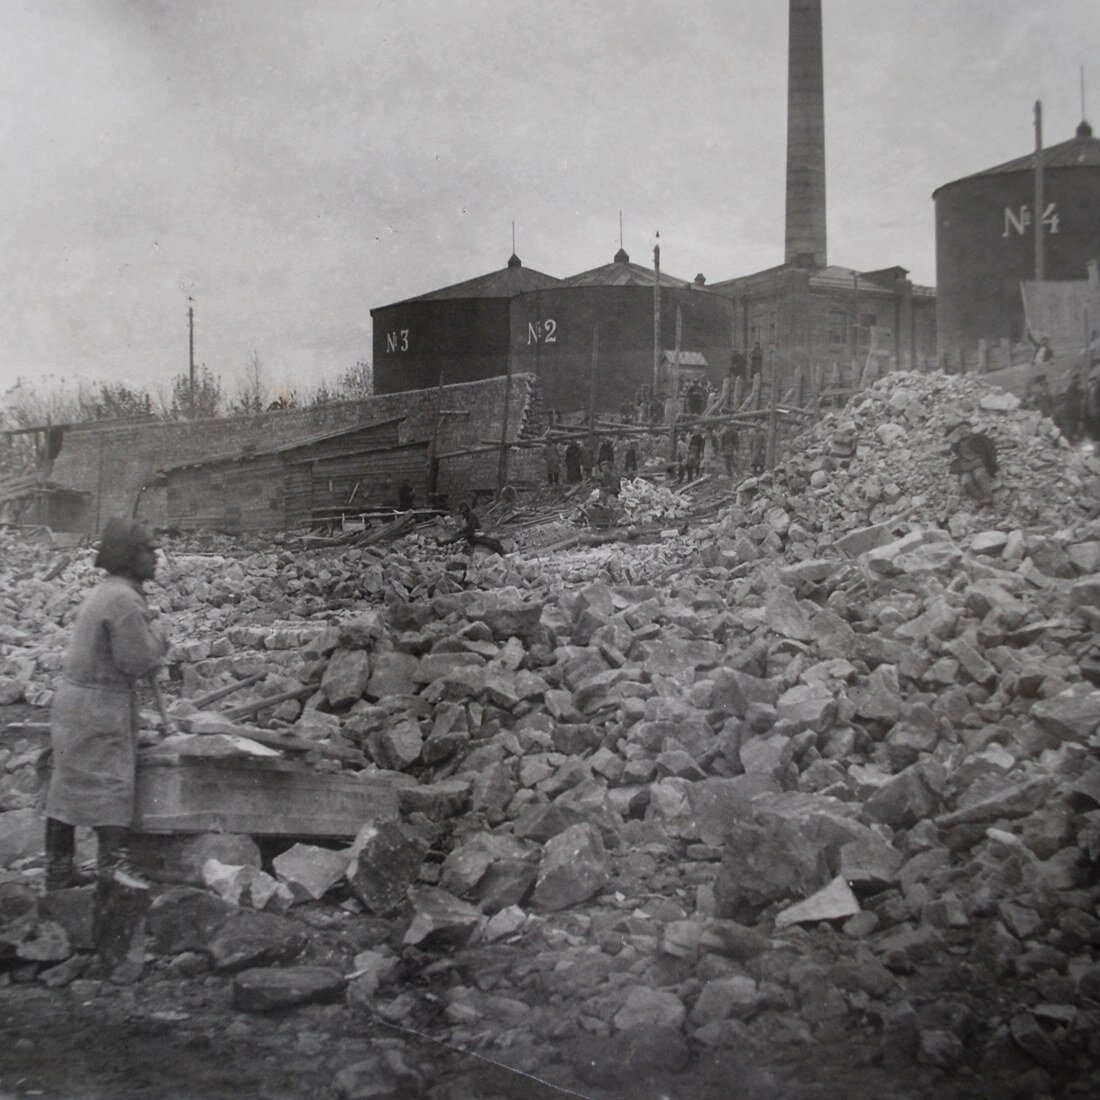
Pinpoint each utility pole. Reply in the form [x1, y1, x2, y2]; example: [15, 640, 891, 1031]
[587, 326, 599, 464]
[188, 297, 196, 418]
[652, 234, 661, 393]
[1034, 100, 1045, 282]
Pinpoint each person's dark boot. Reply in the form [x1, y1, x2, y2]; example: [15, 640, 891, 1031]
[44, 817, 94, 891]
[96, 826, 151, 891]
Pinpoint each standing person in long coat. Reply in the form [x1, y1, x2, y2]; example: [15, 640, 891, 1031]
[44, 518, 168, 891]
[564, 441, 582, 484]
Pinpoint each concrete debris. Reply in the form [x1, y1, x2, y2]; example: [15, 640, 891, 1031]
[5, 370, 1100, 1097]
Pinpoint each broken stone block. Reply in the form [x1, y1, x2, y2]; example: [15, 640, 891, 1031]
[1, 916, 70, 963]
[708, 669, 779, 716]
[775, 875, 861, 930]
[470, 594, 544, 640]
[346, 947, 400, 1004]
[403, 886, 482, 947]
[232, 966, 347, 1012]
[613, 986, 686, 1032]
[147, 886, 237, 955]
[765, 586, 816, 642]
[512, 801, 588, 843]
[689, 975, 761, 1025]
[366, 720, 423, 770]
[346, 821, 428, 916]
[206, 910, 308, 972]
[937, 775, 1054, 826]
[364, 650, 420, 700]
[438, 832, 532, 898]
[532, 823, 609, 911]
[397, 778, 471, 821]
[272, 844, 351, 902]
[130, 832, 262, 887]
[863, 765, 938, 829]
[849, 665, 903, 723]
[713, 819, 830, 922]
[775, 682, 837, 733]
[839, 837, 903, 888]
[1009, 1011, 1062, 1068]
[321, 648, 373, 708]
[1031, 686, 1100, 743]
[202, 860, 294, 911]
[0, 808, 41, 867]
[37, 886, 96, 952]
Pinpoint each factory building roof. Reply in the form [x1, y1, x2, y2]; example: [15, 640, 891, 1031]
[375, 254, 560, 308]
[933, 120, 1100, 195]
[557, 248, 696, 289]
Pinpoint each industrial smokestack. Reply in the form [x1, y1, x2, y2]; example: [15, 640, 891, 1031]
[784, 0, 827, 267]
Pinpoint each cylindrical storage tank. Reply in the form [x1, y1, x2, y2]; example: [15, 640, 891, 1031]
[507, 250, 733, 416]
[370, 254, 560, 394]
[934, 121, 1100, 355]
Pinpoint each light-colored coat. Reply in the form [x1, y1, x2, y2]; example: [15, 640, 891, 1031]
[46, 576, 167, 827]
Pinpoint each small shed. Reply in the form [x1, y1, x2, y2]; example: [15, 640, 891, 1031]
[162, 419, 430, 533]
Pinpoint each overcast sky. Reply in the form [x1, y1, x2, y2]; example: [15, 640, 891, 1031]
[1, 0, 1096, 402]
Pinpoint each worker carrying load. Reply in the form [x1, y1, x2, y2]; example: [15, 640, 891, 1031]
[946, 417, 997, 505]
[447, 501, 505, 557]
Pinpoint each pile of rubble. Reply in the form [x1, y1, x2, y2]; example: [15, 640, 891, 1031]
[3, 370, 1100, 1098]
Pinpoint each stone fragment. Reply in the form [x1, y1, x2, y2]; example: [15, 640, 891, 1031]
[272, 844, 351, 902]
[849, 665, 903, 723]
[776, 682, 837, 733]
[232, 966, 347, 1012]
[346, 821, 428, 916]
[1031, 686, 1100, 742]
[689, 976, 761, 1025]
[130, 833, 262, 887]
[396, 778, 471, 820]
[364, 651, 420, 700]
[202, 860, 294, 911]
[36, 886, 96, 952]
[613, 986, 686, 1032]
[936, 775, 1054, 826]
[321, 648, 373, 708]
[0, 809, 41, 867]
[403, 886, 482, 947]
[147, 886, 237, 955]
[863, 766, 938, 829]
[708, 669, 779, 715]
[366, 720, 423, 770]
[765, 586, 815, 642]
[532, 823, 609, 911]
[839, 837, 903, 887]
[775, 875, 860, 930]
[713, 819, 829, 922]
[1009, 1012, 1061, 1067]
[206, 910, 308, 972]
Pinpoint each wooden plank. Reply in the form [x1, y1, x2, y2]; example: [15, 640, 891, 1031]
[133, 755, 398, 837]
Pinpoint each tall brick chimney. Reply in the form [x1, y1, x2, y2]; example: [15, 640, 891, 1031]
[784, 0, 827, 267]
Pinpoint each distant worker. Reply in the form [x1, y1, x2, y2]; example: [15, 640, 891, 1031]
[564, 441, 582, 484]
[450, 502, 505, 556]
[397, 481, 415, 510]
[544, 437, 561, 487]
[1028, 330, 1054, 367]
[749, 426, 766, 475]
[45, 518, 168, 892]
[673, 435, 688, 483]
[750, 342, 763, 378]
[730, 350, 747, 381]
[597, 437, 614, 469]
[624, 442, 638, 477]
[719, 423, 740, 477]
[1059, 371, 1084, 442]
[685, 431, 704, 481]
[946, 419, 997, 505]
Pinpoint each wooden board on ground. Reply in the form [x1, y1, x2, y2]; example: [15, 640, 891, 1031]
[133, 754, 397, 838]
